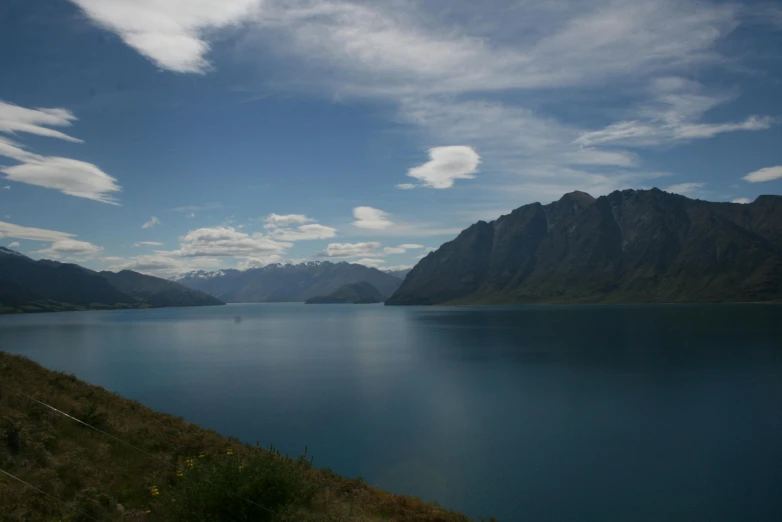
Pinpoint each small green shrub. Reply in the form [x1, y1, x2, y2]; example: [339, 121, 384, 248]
[154, 446, 315, 521]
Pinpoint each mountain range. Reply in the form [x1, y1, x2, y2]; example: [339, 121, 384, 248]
[387, 189, 782, 305]
[0, 247, 223, 313]
[173, 261, 403, 302]
[305, 281, 387, 304]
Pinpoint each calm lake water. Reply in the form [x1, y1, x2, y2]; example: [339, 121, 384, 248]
[1, 303, 781, 521]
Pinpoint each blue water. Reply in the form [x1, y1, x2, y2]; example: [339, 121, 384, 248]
[1, 303, 781, 521]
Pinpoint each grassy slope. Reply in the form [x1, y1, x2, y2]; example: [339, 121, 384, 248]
[0, 352, 482, 521]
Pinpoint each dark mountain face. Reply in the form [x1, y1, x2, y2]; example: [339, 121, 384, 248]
[98, 270, 223, 307]
[0, 249, 224, 313]
[174, 262, 403, 302]
[305, 281, 386, 304]
[387, 189, 782, 305]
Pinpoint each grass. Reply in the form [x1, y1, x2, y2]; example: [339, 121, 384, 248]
[0, 352, 492, 521]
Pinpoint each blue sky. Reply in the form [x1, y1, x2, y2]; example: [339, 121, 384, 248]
[1, 0, 781, 277]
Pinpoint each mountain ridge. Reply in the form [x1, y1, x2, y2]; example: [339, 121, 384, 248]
[387, 189, 782, 305]
[173, 261, 403, 302]
[0, 249, 223, 313]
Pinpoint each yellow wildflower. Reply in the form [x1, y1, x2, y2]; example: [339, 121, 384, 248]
[198, 452, 205, 459]
[176, 470, 184, 477]
[226, 448, 233, 456]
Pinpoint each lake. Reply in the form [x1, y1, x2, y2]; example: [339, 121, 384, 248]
[1, 303, 781, 521]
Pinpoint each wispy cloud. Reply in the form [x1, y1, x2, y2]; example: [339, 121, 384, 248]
[32, 239, 103, 260]
[142, 216, 161, 229]
[743, 165, 782, 183]
[354, 258, 385, 268]
[315, 242, 382, 258]
[732, 197, 752, 204]
[0, 101, 82, 142]
[268, 223, 337, 241]
[666, 182, 706, 196]
[353, 207, 393, 229]
[172, 202, 223, 213]
[8, 241, 20, 248]
[134, 241, 164, 247]
[0, 220, 76, 242]
[0, 220, 103, 261]
[0, 101, 121, 204]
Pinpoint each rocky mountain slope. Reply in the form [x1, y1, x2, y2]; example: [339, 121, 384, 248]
[174, 261, 403, 302]
[387, 189, 782, 305]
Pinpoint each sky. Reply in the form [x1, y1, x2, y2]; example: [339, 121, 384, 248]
[1, 0, 781, 277]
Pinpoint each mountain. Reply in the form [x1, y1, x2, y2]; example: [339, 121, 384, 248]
[383, 268, 411, 280]
[0, 248, 223, 313]
[305, 281, 387, 304]
[99, 270, 223, 308]
[387, 189, 782, 305]
[174, 261, 403, 302]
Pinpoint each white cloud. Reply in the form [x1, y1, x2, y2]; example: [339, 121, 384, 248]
[315, 242, 382, 258]
[177, 226, 290, 257]
[0, 220, 75, 242]
[8, 241, 20, 248]
[398, 244, 424, 249]
[142, 216, 161, 229]
[0, 101, 82, 143]
[666, 182, 705, 196]
[263, 213, 314, 228]
[134, 241, 164, 247]
[186, 212, 196, 218]
[1, 155, 121, 205]
[268, 223, 337, 241]
[382, 247, 405, 255]
[743, 166, 782, 183]
[1, 185, 9, 190]
[102, 256, 125, 263]
[69, 0, 261, 73]
[407, 146, 480, 189]
[353, 206, 393, 229]
[0, 102, 121, 205]
[396, 183, 417, 190]
[732, 197, 752, 204]
[354, 258, 385, 268]
[32, 239, 103, 260]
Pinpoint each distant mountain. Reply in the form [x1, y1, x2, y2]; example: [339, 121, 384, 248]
[305, 281, 387, 304]
[0, 248, 223, 313]
[174, 261, 403, 302]
[99, 270, 223, 308]
[387, 189, 782, 305]
[383, 268, 411, 280]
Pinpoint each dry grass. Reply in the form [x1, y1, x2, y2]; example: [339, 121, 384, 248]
[0, 352, 492, 521]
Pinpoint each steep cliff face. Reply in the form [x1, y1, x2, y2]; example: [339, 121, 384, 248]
[386, 189, 782, 305]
